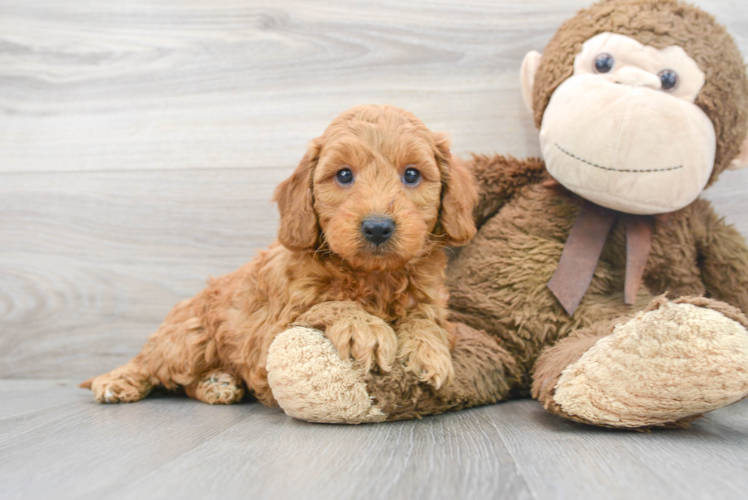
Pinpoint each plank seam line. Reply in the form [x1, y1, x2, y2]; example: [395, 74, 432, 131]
[94, 409, 258, 498]
[479, 409, 541, 500]
[0, 406, 91, 449]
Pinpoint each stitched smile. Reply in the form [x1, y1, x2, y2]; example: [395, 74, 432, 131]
[555, 143, 683, 173]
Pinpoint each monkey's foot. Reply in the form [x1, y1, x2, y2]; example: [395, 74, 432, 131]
[553, 298, 748, 428]
[266, 327, 386, 424]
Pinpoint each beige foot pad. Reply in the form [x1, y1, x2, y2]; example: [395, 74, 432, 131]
[266, 327, 386, 424]
[554, 302, 748, 427]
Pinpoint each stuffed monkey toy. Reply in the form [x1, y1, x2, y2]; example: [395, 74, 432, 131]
[267, 0, 748, 429]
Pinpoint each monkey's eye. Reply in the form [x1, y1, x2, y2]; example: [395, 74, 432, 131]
[594, 53, 615, 73]
[336, 167, 354, 185]
[402, 167, 421, 186]
[658, 69, 678, 92]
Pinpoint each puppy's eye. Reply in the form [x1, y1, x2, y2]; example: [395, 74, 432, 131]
[402, 167, 421, 186]
[594, 53, 614, 73]
[657, 69, 678, 92]
[336, 168, 354, 185]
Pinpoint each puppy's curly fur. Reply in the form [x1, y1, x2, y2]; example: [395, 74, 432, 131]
[82, 105, 478, 406]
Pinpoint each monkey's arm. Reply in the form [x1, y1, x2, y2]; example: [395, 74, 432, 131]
[696, 202, 748, 313]
[467, 154, 548, 228]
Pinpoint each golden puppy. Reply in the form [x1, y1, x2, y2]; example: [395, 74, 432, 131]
[82, 105, 477, 406]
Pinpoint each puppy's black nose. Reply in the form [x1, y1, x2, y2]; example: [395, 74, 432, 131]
[362, 216, 395, 246]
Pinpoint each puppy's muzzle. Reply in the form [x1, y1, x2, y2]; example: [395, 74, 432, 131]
[362, 216, 395, 246]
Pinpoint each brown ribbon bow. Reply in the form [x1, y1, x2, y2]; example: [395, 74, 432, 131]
[547, 201, 655, 316]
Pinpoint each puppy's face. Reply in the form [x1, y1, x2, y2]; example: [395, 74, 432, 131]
[275, 105, 477, 272]
[313, 121, 442, 270]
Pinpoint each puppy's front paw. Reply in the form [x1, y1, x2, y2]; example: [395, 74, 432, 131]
[398, 336, 455, 389]
[325, 315, 398, 372]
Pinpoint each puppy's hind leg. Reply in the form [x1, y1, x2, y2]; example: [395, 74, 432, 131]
[80, 358, 152, 403]
[184, 370, 244, 405]
[82, 297, 218, 403]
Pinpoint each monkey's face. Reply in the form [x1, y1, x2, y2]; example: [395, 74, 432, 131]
[529, 33, 716, 215]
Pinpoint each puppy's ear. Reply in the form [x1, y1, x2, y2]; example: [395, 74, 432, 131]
[273, 140, 321, 251]
[434, 133, 478, 246]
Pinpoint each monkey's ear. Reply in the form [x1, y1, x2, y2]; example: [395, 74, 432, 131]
[273, 140, 321, 251]
[728, 133, 748, 170]
[520, 51, 542, 114]
[434, 133, 478, 247]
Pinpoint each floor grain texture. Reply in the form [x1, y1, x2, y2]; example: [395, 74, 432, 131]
[2, 0, 748, 498]
[1, 380, 748, 500]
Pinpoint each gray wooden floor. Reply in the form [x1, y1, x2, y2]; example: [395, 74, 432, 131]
[3, 380, 748, 500]
[2, 1, 748, 499]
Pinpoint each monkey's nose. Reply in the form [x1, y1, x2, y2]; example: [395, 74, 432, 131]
[614, 67, 662, 90]
[362, 216, 395, 246]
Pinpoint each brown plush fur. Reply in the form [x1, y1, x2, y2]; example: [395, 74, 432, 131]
[81, 105, 478, 405]
[364, 322, 523, 421]
[449, 176, 748, 370]
[354, 0, 748, 427]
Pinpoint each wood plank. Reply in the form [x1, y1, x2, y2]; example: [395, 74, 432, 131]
[109, 405, 534, 500]
[490, 398, 748, 500]
[0, 380, 92, 444]
[0, 168, 284, 379]
[0, 381, 257, 500]
[3, 380, 748, 500]
[0, 379, 81, 419]
[1, 0, 745, 173]
[0, 380, 532, 500]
